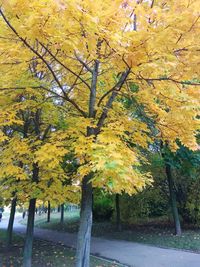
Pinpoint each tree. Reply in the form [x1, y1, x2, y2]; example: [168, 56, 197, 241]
[163, 144, 200, 226]
[162, 146, 182, 236]
[47, 201, 51, 223]
[0, 1, 200, 266]
[0, 87, 70, 266]
[60, 203, 64, 224]
[115, 194, 122, 231]
[6, 197, 17, 248]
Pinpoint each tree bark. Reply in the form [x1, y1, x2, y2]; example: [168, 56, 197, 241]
[60, 203, 64, 224]
[23, 198, 36, 267]
[6, 197, 17, 248]
[47, 201, 51, 223]
[116, 194, 122, 231]
[165, 163, 182, 236]
[57, 205, 60, 213]
[75, 175, 93, 267]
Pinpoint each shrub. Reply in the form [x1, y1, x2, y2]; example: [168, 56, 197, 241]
[93, 193, 114, 221]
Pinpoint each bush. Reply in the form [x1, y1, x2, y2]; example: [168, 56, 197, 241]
[93, 193, 114, 222]
[119, 187, 169, 224]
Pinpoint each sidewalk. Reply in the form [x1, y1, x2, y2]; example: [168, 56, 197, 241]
[1, 217, 200, 267]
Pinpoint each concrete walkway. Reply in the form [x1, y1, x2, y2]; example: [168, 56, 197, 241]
[1, 217, 200, 267]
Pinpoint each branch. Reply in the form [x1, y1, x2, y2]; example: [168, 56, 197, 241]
[159, 92, 188, 103]
[150, 0, 155, 8]
[176, 15, 200, 44]
[74, 51, 93, 73]
[39, 42, 91, 90]
[67, 65, 85, 95]
[0, 9, 63, 89]
[0, 9, 87, 117]
[97, 68, 131, 107]
[89, 60, 99, 118]
[96, 69, 131, 131]
[41, 124, 51, 140]
[141, 77, 200, 86]
[0, 85, 87, 117]
[0, 86, 45, 91]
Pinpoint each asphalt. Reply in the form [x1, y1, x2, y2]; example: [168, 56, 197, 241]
[1, 216, 200, 267]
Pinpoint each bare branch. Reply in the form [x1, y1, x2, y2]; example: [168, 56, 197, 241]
[96, 69, 131, 132]
[150, 0, 155, 8]
[67, 65, 85, 95]
[89, 60, 99, 118]
[74, 51, 93, 73]
[97, 67, 131, 107]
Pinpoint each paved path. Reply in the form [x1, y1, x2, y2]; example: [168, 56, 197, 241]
[1, 217, 200, 267]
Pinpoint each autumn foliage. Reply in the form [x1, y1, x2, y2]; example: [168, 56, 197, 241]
[0, 0, 199, 266]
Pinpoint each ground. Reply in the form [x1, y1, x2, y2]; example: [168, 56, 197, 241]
[0, 229, 121, 267]
[31, 211, 200, 252]
[2, 213, 200, 267]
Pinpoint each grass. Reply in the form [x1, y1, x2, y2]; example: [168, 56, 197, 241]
[20, 210, 80, 234]
[32, 212, 200, 253]
[0, 230, 123, 267]
[105, 225, 200, 252]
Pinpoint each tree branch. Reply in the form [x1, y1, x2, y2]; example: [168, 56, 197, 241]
[0, 9, 87, 117]
[74, 51, 93, 73]
[141, 77, 200, 86]
[0, 85, 87, 117]
[150, 0, 155, 8]
[39, 42, 91, 90]
[97, 68, 131, 107]
[89, 60, 99, 118]
[41, 124, 51, 140]
[96, 69, 131, 132]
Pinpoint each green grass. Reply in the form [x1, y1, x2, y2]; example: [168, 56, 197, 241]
[0, 230, 123, 267]
[105, 226, 200, 252]
[21, 210, 80, 233]
[32, 212, 200, 252]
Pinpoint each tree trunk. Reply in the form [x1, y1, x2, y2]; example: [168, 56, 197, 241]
[57, 205, 60, 213]
[165, 163, 182, 236]
[6, 197, 17, 247]
[23, 198, 36, 267]
[60, 203, 64, 224]
[47, 201, 51, 223]
[116, 194, 122, 231]
[75, 175, 93, 267]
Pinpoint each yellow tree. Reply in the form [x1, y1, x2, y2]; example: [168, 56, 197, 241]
[0, 86, 76, 265]
[0, 1, 199, 266]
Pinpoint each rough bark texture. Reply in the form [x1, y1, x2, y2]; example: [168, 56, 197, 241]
[166, 163, 182, 236]
[116, 194, 122, 232]
[60, 203, 64, 224]
[6, 197, 17, 247]
[23, 198, 36, 267]
[75, 175, 93, 267]
[47, 201, 51, 223]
